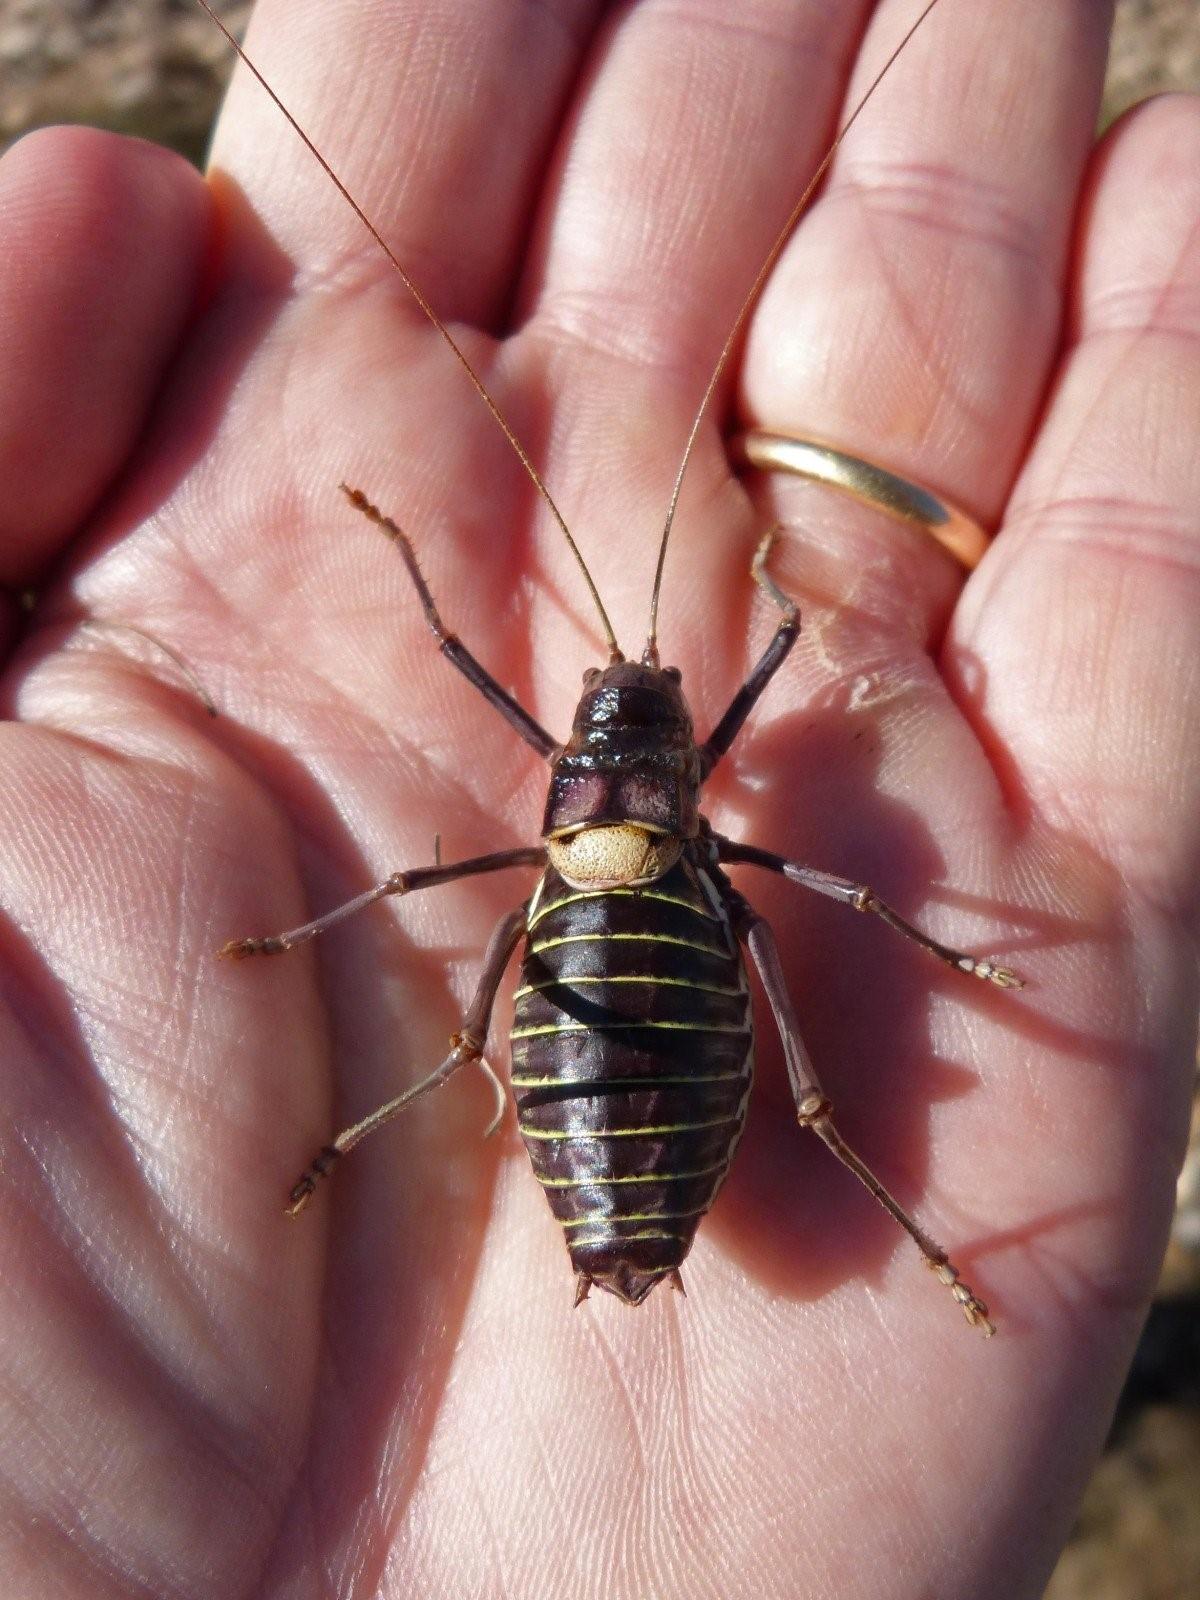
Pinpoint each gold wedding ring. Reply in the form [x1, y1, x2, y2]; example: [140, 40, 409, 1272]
[731, 431, 990, 571]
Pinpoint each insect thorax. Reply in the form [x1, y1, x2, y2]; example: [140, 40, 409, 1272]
[543, 661, 701, 890]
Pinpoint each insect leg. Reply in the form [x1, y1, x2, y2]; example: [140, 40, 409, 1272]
[716, 837, 1022, 989]
[699, 528, 799, 775]
[219, 845, 543, 958]
[286, 902, 527, 1215]
[341, 485, 558, 758]
[732, 896, 995, 1336]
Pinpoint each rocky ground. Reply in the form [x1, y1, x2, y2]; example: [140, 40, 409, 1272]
[0, 0, 249, 163]
[2, 3, 1198, 1596]
[2, 0, 1198, 158]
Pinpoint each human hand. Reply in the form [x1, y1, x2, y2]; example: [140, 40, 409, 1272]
[1, 1, 1197, 1596]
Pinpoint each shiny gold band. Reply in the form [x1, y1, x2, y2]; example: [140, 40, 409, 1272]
[730, 430, 990, 571]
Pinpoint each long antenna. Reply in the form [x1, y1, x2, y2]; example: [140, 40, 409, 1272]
[645, 0, 945, 658]
[195, 0, 621, 660]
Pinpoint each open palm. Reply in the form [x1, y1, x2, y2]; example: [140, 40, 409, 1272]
[2, 1, 1198, 1596]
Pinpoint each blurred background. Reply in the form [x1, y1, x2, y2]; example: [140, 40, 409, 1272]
[1, 2, 1197, 1595]
[2, 0, 1199, 155]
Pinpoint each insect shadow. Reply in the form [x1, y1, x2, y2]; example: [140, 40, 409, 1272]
[703, 688, 985, 1301]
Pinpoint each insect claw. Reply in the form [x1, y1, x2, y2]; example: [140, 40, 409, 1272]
[953, 1285, 996, 1337]
[285, 1182, 314, 1218]
[971, 958, 1023, 989]
[218, 936, 286, 960]
[927, 1256, 995, 1337]
[963, 1299, 996, 1338]
[285, 1145, 342, 1215]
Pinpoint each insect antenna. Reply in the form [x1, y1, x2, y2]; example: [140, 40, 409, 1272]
[194, 0, 622, 661]
[643, 0, 945, 663]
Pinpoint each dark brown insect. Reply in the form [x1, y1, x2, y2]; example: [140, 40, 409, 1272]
[204, 0, 1021, 1328]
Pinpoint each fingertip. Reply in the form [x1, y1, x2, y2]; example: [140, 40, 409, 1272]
[1070, 90, 1200, 343]
[1095, 88, 1200, 184]
[0, 125, 214, 581]
[1105, 87, 1200, 145]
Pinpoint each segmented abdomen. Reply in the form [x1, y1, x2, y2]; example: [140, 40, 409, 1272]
[512, 852, 752, 1303]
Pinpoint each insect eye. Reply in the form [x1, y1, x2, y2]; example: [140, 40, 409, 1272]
[664, 666, 682, 682]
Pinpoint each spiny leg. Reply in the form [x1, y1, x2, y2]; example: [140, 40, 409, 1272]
[219, 846, 543, 959]
[717, 836, 1022, 990]
[287, 1032, 482, 1216]
[287, 903, 527, 1215]
[735, 899, 995, 1336]
[341, 485, 559, 758]
[698, 527, 800, 776]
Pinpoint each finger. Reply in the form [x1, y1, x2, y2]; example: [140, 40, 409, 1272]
[0, 127, 210, 586]
[208, 0, 608, 325]
[515, 0, 887, 656]
[526, 0, 874, 386]
[948, 95, 1200, 913]
[738, 0, 1112, 627]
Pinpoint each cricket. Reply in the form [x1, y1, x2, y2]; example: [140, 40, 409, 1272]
[201, 0, 1023, 1326]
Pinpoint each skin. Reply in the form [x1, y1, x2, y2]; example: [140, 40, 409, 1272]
[0, 0, 1197, 1595]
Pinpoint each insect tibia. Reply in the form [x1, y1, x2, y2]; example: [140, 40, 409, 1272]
[339, 482, 561, 757]
[793, 1087, 996, 1335]
[339, 484, 447, 641]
